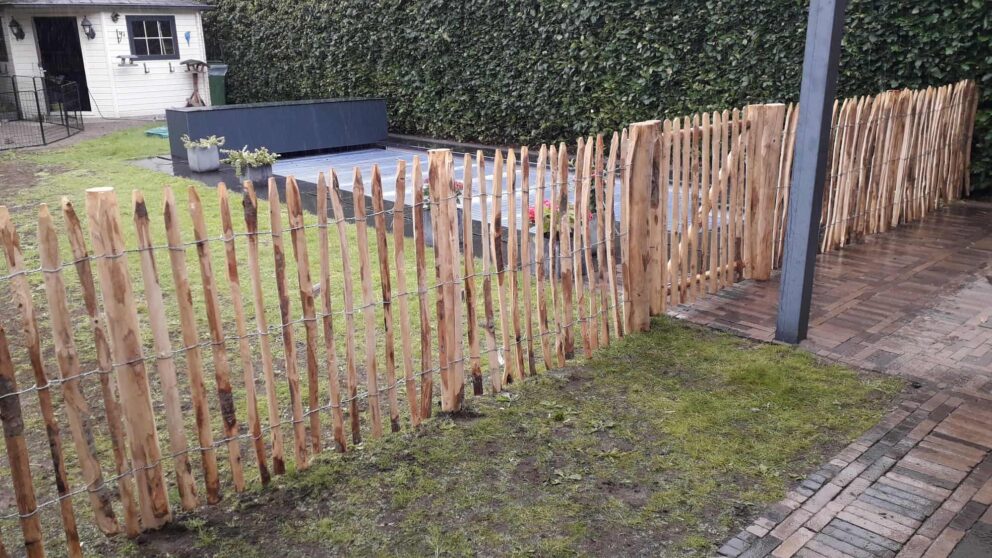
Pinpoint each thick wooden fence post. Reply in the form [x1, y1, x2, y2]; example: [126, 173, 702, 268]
[624, 120, 660, 332]
[85, 187, 172, 530]
[429, 148, 463, 411]
[61, 198, 141, 537]
[745, 103, 786, 280]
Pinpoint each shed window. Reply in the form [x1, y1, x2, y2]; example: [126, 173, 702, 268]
[126, 16, 179, 60]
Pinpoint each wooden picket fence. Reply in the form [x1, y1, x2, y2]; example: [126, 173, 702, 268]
[0, 79, 977, 557]
[773, 79, 980, 266]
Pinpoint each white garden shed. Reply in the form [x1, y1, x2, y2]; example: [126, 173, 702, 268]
[0, 0, 213, 118]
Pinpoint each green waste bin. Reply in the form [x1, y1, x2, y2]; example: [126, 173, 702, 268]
[208, 63, 228, 106]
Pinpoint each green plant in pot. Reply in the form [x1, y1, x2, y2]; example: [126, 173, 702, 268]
[181, 134, 225, 173]
[221, 146, 281, 182]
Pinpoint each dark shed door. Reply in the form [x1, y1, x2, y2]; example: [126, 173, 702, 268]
[34, 16, 91, 111]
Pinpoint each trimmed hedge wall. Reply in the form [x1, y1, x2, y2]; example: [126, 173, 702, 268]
[204, 0, 991, 189]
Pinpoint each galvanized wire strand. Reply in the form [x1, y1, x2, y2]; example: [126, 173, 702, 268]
[0, 224, 625, 400]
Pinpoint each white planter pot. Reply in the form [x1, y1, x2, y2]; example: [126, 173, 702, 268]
[187, 145, 220, 173]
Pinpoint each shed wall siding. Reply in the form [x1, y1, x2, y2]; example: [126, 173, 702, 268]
[0, 6, 209, 118]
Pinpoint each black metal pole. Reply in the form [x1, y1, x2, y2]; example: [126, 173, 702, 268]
[34, 90, 47, 146]
[12, 76, 23, 120]
[60, 84, 71, 137]
[774, 0, 847, 344]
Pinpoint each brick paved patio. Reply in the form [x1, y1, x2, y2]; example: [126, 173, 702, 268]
[677, 201, 992, 390]
[675, 200, 992, 558]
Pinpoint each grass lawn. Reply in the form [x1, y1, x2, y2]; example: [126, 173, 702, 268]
[104, 318, 902, 557]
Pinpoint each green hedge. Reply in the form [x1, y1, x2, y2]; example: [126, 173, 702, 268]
[204, 0, 991, 190]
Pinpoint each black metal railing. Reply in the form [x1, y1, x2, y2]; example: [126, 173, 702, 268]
[0, 74, 84, 150]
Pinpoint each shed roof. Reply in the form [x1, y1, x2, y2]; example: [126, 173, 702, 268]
[0, 0, 211, 9]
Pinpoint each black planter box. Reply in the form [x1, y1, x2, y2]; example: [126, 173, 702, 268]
[165, 98, 388, 161]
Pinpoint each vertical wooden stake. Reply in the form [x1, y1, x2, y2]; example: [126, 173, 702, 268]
[391, 163, 421, 425]
[519, 147, 537, 376]
[700, 112, 712, 294]
[446, 152, 466, 408]
[411, 159, 435, 415]
[491, 150, 515, 384]
[557, 144, 576, 358]
[477, 152, 502, 392]
[604, 133, 623, 336]
[0, 323, 46, 558]
[188, 187, 246, 491]
[84, 188, 171, 528]
[580, 137, 598, 355]
[574, 138, 589, 356]
[708, 111, 722, 292]
[549, 144, 565, 365]
[328, 172, 363, 441]
[131, 193, 200, 506]
[217, 184, 272, 482]
[669, 120, 683, 306]
[267, 179, 310, 469]
[241, 182, 287, 473]
[315, 173, 348, 448]
[285, 177, 325, 452]
[656, 123, 670, 312]
[353, 169, 384, 436]
[370, 166, 401, 432]
[506, 149, 525, 380]
[687, 114, 700, 302]
[461, 154, 483, 393]
[725, 130, 745, 283]
[680, 117, 692, 302]
[594, 134, 611, 346]
[534, 145, 554, 369]
[163, 187, 222, 500]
